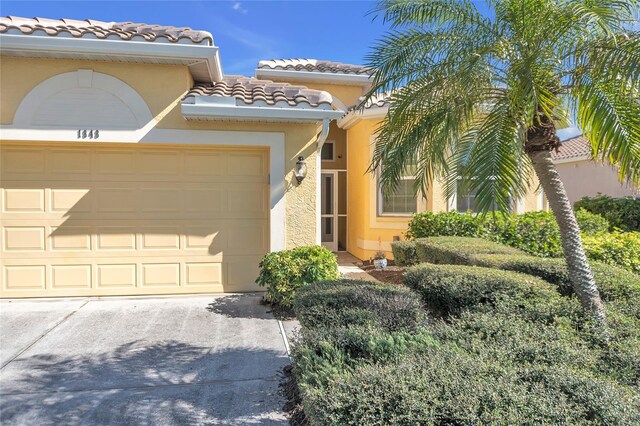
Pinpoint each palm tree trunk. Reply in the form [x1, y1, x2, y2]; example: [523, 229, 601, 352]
[528, 149, 606, 325]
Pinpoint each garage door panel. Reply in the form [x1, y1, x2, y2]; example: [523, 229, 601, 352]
[2, 188, 46, 213]
[51, 265, 92, 289]
[3, 226, 46, 252]
[50, 226, 92, 251]
[1, 144, 269, 298]
[50, 150, 92, 174]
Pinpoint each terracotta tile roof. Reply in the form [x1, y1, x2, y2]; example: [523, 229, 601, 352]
[257, 58, 374, 75]
[0, 16, 213, 45]
[184, 76, 335, 108]
[551, 135, 592, 161]
[352, 92, 392, 111]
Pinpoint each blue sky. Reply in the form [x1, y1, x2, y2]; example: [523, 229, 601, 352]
[1, 0, 391, 75]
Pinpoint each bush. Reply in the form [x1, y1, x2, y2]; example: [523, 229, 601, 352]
[403, 263, 574, 321]
[414, 236, 525, 265]
[255, 246, 339, 306]
[390, 241, 418, 265]
[583, 231, 640, 274]
[490, 211, 563, 257]
[293, 280, 425, 332]
[575, 208, 610, 235]
[406, 209, 617, 258]
[413, 237, 640, 309]
[406, 211, 485, 239]
[300, 339, 640, 426]
[484, 256, 640, 305]
[575, 195, 640, 231]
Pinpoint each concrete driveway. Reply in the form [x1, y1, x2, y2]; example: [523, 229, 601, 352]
[0, 294, 290, 425]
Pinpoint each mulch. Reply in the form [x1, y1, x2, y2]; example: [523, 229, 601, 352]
[366, 266, 406, 285]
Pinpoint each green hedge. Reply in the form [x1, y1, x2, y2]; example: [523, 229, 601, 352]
[293, 279, 425, 333]
[583, 231, 640, 274]
[414, 236, 524, 265]
[290, 277, 640, 425]
[255, 245, 339, 306]
[404, 263, 576, 321]
[390, 241, 418, 266]
[575, 195, 640, 231]
[413, 237, 640, 304]
[406, 210, 612, 257]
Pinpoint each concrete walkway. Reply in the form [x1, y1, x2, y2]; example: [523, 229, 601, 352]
[336, 252, 379, 282]
[0, 294, 289, 425]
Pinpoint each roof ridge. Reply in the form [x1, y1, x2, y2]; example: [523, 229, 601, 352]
[185, 77, 335, 108]
[0, 15, 213, 45]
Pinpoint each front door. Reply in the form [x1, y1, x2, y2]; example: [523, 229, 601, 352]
[321, 172, 337, 252]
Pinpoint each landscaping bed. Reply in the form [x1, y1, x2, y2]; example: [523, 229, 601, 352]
[287, 239, 640, 425]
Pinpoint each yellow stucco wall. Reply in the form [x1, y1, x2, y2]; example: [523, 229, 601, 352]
[300, 83, 366, 109]
[0, 57, 320, 249]
[346, 118, 548, 261]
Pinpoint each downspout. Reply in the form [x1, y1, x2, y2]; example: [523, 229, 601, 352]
[316, 118, 331, 245]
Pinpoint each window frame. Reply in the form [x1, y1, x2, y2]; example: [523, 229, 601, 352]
[320, 140, 335, 162]
[377, 166, 419, 217]
[453, 177, 515, 214]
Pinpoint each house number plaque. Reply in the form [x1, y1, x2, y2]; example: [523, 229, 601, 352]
[77, 129, 100, 140]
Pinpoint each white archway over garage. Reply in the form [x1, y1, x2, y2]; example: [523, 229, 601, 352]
[13, 69, 153, 129]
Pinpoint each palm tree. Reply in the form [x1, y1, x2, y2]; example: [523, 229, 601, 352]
[365, 0, 640, 324]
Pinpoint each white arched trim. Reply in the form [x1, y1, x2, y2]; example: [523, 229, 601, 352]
[13, 69, 153, 129]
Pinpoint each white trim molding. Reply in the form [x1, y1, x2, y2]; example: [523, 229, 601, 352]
[338, 106, 389, 129]
[0, 33, 223, 83]
[254, 68, 372, 87]
[181, 98, 344, 123]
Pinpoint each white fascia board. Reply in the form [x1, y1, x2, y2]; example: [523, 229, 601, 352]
[0, 34, 223, 83]
[337, 106, 389, 129]
[254, 68, 372, 86]
[553, 155, 591, 165]
[181, 101, 344, 122]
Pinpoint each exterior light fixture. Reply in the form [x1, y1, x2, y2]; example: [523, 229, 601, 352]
[294, 156, 307, 184]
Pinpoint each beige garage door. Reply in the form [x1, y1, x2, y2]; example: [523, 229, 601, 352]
[1, 143, 269, 298]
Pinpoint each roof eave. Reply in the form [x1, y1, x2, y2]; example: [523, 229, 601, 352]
[552, 155, 591, 164]
[0, 33, 223, 83]
[181, 99, 344, 123]
[337, 106, 389, 129]
[254, 68, 372, 87]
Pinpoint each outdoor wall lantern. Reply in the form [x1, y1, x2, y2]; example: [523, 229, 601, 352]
[295, 156, 307, 184]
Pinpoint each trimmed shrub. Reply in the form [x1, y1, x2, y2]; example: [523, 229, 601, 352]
[414, 236, 525, 265]
[390, 241, 418, 265]
[406, 211, 485, 239]
[575, 195, 640, 231]
[413, 237, 640, 309]
[490, 211, 563, 257]
[583, 231, 640, 274]
[485, 256, 640, 305]
[403, 263, 574, 321]
[256, 245, 339, 306]
[575, 208, 610, 235]
[292, 280, 425, 332]
[300, 343, 640, 426]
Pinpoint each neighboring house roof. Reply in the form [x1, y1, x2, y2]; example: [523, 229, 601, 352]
[257, 58, 373, 75]
[351, 92, 392, 111]
[551, 135, 592, 161]
[181, 76, 343, 122]
[337, 92, 392, 129]
[0, 16, 213, 44]
[255, 58, 373, 87]
[184, 76, 334, 108]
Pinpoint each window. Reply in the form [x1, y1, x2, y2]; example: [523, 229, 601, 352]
[378, 163, 418, 215]
[456, 180, 513, 213]
[321, 141, 335, 161]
